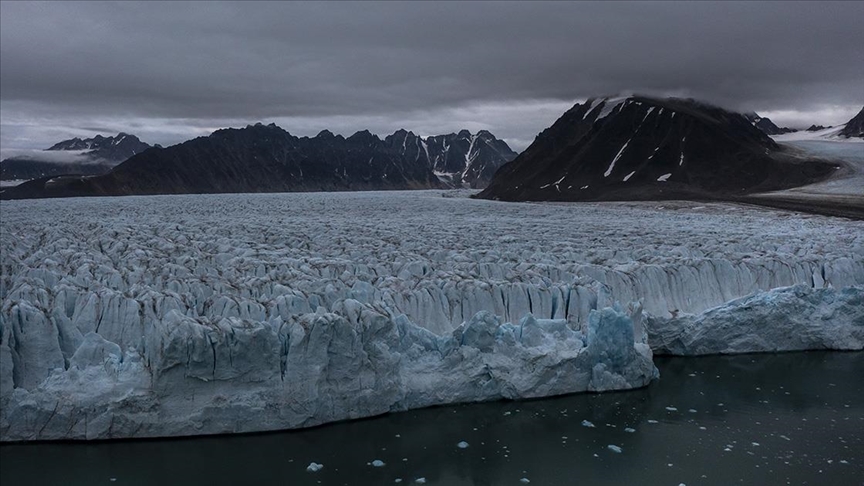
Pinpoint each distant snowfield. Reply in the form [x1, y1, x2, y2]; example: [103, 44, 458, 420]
[772, 125, 863, 143]
[1, 191, 862, 440]
[759, 137, 864, 201]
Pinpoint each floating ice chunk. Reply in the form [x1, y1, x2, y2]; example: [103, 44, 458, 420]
[457, 441, 470, 449]
[624, 428, 636, 433]
[372, 460, 385, 467]
[582, 420, 596, 428]
[647, 420, 659, 424]
[666, 407, 678, 411]
[415, 478, 427, 484]
[306, 462, 324, 472]
[520, 479, 531, 484]
[607, 444, 623, 453]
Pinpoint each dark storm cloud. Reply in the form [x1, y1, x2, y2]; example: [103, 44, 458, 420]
[1, 1, 862, 151]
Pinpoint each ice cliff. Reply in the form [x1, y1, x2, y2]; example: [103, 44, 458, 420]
[0, 301, 656, 440]
[647, 285, 864, 355]
[1, 191, 862, 440]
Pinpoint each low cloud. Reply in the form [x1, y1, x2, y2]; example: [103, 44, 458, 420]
[1, 2, 861, 153]
[0, 148, 98, 164]
[758, 106, 862, 130]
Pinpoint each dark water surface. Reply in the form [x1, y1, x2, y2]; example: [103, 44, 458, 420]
[2, 352, 862, 486]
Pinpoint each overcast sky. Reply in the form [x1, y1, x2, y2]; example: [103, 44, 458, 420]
[1, 1, 862, 156]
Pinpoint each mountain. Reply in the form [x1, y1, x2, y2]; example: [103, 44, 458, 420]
[743, 112, 796, 135]
[477, 96, 839, 202]
[45, 133, 151, 160]
[806, 124, 832, 132]
[381, 128, 515, 188]
[839, 107, 864, 138]
[1, 125, 516, 199]
[423, 130, 517, 188]
[0, 133, 150, 181]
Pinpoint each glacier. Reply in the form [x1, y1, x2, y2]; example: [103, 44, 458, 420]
[647, 285, 864, 355]
[1, 191, 862, 440]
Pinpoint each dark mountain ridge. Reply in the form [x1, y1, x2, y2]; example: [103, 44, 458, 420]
[743, 113, 796, 135]
[1, 124, 516, 199]
[839, 107, 864, 138]
[477, 95, 838, 203]
[1, 133, 150, 181]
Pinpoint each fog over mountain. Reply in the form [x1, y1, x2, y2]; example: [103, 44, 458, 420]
[1, 2, 862, 154]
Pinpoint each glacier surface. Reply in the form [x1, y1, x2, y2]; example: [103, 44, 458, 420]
[1, 191, 862, 440]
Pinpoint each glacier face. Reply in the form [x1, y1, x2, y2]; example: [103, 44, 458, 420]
[0, 302, 657, 441]
[1, 191, 862, 440]
[647, 285, 864, 355]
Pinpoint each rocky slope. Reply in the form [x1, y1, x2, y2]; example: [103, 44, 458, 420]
[477, 96, 839, 202]
[1, 126, 515, 199]
[743, 112, 796, 135]
[839, 107, 864, 138]
[422, 129, 517, 187]
[1, 191, 862, 440]
[0, 133, 150, 181]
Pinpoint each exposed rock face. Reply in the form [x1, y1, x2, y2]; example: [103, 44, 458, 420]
[423, 130, 517, 188]
[1, 126, 516, 199]
[839, 107, 864, 138]
[0, 133, 150, 181]
[477, 96, 838, 202]
[384, 129, 516, 188]
[806, 124, 831, 132]
[743, 112, 796, 135]
[2, 191, 861, 441]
